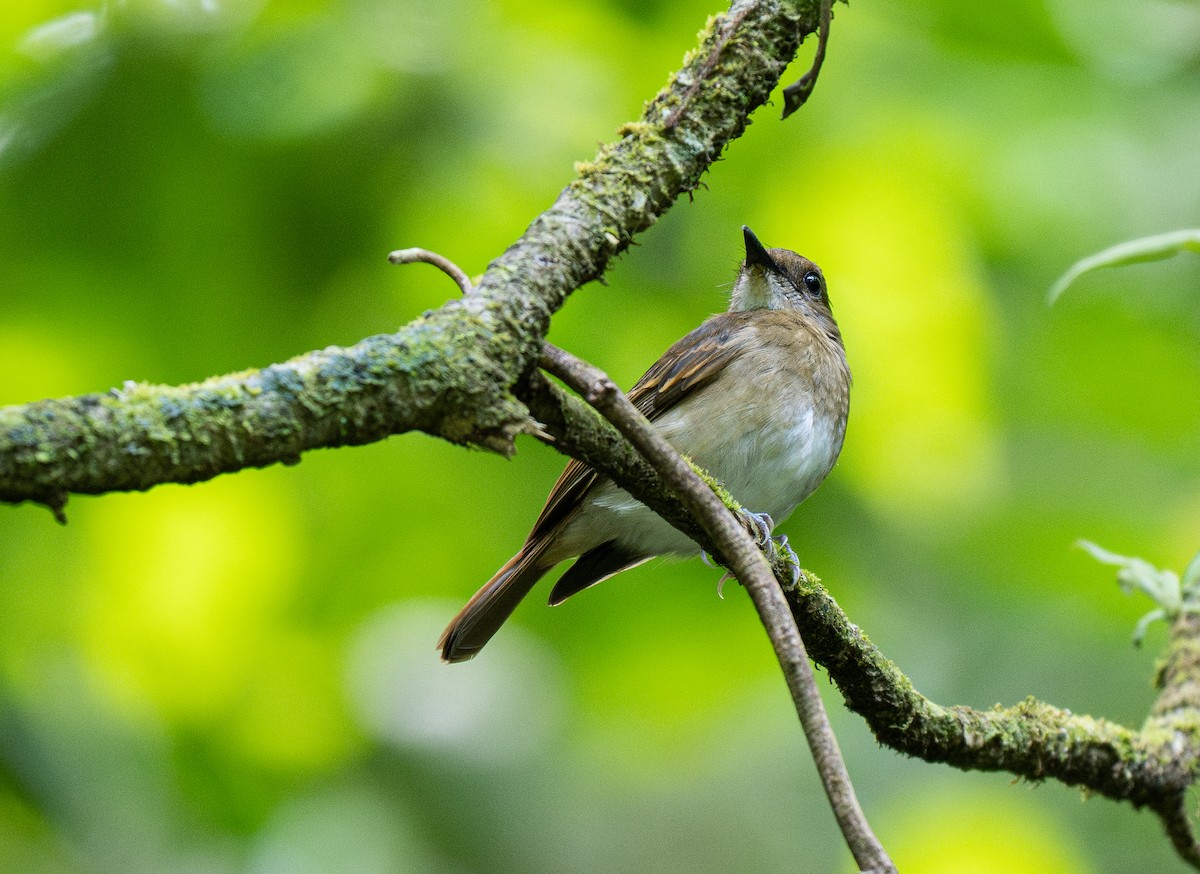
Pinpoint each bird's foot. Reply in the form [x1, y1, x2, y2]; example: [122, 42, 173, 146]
[765, 532, 802, 589]
[738, 509, 775, 547]
[739, 508, 802, 588]
[731, 509, 803, 588]
[707, 511, 802, 596]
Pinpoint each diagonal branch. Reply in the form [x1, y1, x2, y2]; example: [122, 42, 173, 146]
[786, 575, 1200, 806]
[0, 0, 821, 518]
[537, 342, 894, 874]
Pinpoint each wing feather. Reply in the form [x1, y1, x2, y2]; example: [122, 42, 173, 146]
[526, 311, 754, 543]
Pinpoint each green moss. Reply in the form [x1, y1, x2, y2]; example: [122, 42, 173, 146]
[616, 121, 651, 138]
[683, 456, 741, 512]
[0, 304, 538, 504]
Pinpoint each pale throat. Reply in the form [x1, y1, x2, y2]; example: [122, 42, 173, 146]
[730, 269, 794, 312]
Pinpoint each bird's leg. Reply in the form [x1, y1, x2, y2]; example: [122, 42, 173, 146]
[703, 510, 771, 580]
[738, 509, 775, 546]
[738, 509, 801, 588]
[707, 511, 802, 595]
[767, 532, 802, 588]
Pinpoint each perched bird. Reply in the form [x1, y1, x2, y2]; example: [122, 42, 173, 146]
[439, 227, 850, 662]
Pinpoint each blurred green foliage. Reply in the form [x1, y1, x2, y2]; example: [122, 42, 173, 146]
[1, 1, 1199, 871]
[1049, 229, 1200, 303]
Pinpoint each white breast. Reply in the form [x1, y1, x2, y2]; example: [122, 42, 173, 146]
[556, 348, 848, 561]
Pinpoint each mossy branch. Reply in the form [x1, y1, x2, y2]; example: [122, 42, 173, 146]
[0, 325, 534, 519]
[0, 0, 819, 517]
[789, 577, 1200, 806]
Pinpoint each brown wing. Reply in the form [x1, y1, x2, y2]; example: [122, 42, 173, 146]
[626, 310, 753, 419]
[439, 312, 757, 659]
[526, 311, 754, 542]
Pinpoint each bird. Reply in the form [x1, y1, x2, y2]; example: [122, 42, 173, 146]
[439, 226, 850, 662]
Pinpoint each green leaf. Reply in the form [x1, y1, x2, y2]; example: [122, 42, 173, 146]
[1047, 229, 1200, 304]
[1078, 539, 1183, 619]
[1183, 548, 1200, 589]
[1078, 539, 1133, 568]
[1131, 607, 1166, 648]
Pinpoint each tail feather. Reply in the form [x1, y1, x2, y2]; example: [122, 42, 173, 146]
[547, 541, 648, 605]
[439, 544, 551, 662]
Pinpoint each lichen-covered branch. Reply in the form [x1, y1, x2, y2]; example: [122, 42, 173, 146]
[1148, 613, 1200, 861]
[787, 576, 1200, 807]
[0, 0, 818, 516]
[0, 323, 534, 518]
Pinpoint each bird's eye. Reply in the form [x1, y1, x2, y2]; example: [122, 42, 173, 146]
[802, 271, 823, 296]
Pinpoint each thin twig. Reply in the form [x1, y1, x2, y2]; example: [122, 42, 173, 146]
[782, 0, 833, 119]
[538, 341, 895, 874]
[1155, 796, 1200, 870]
[388, 248, 474, 295]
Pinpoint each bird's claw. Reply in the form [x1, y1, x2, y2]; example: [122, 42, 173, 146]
[741, 504, 803, 587]
[703, 550, 737, 598]
[767, 533, 802, 588]
[716, 571, 735, 599]
[708, 509, 803, 592]
[739, 509, 775, 547]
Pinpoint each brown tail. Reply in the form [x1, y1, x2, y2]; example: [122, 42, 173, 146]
[438, 544, 551, 662]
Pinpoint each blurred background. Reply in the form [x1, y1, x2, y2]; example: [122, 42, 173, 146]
[1, 0, 1198, 871]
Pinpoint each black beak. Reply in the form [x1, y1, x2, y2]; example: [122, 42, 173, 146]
[742, 226, 776, 271]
